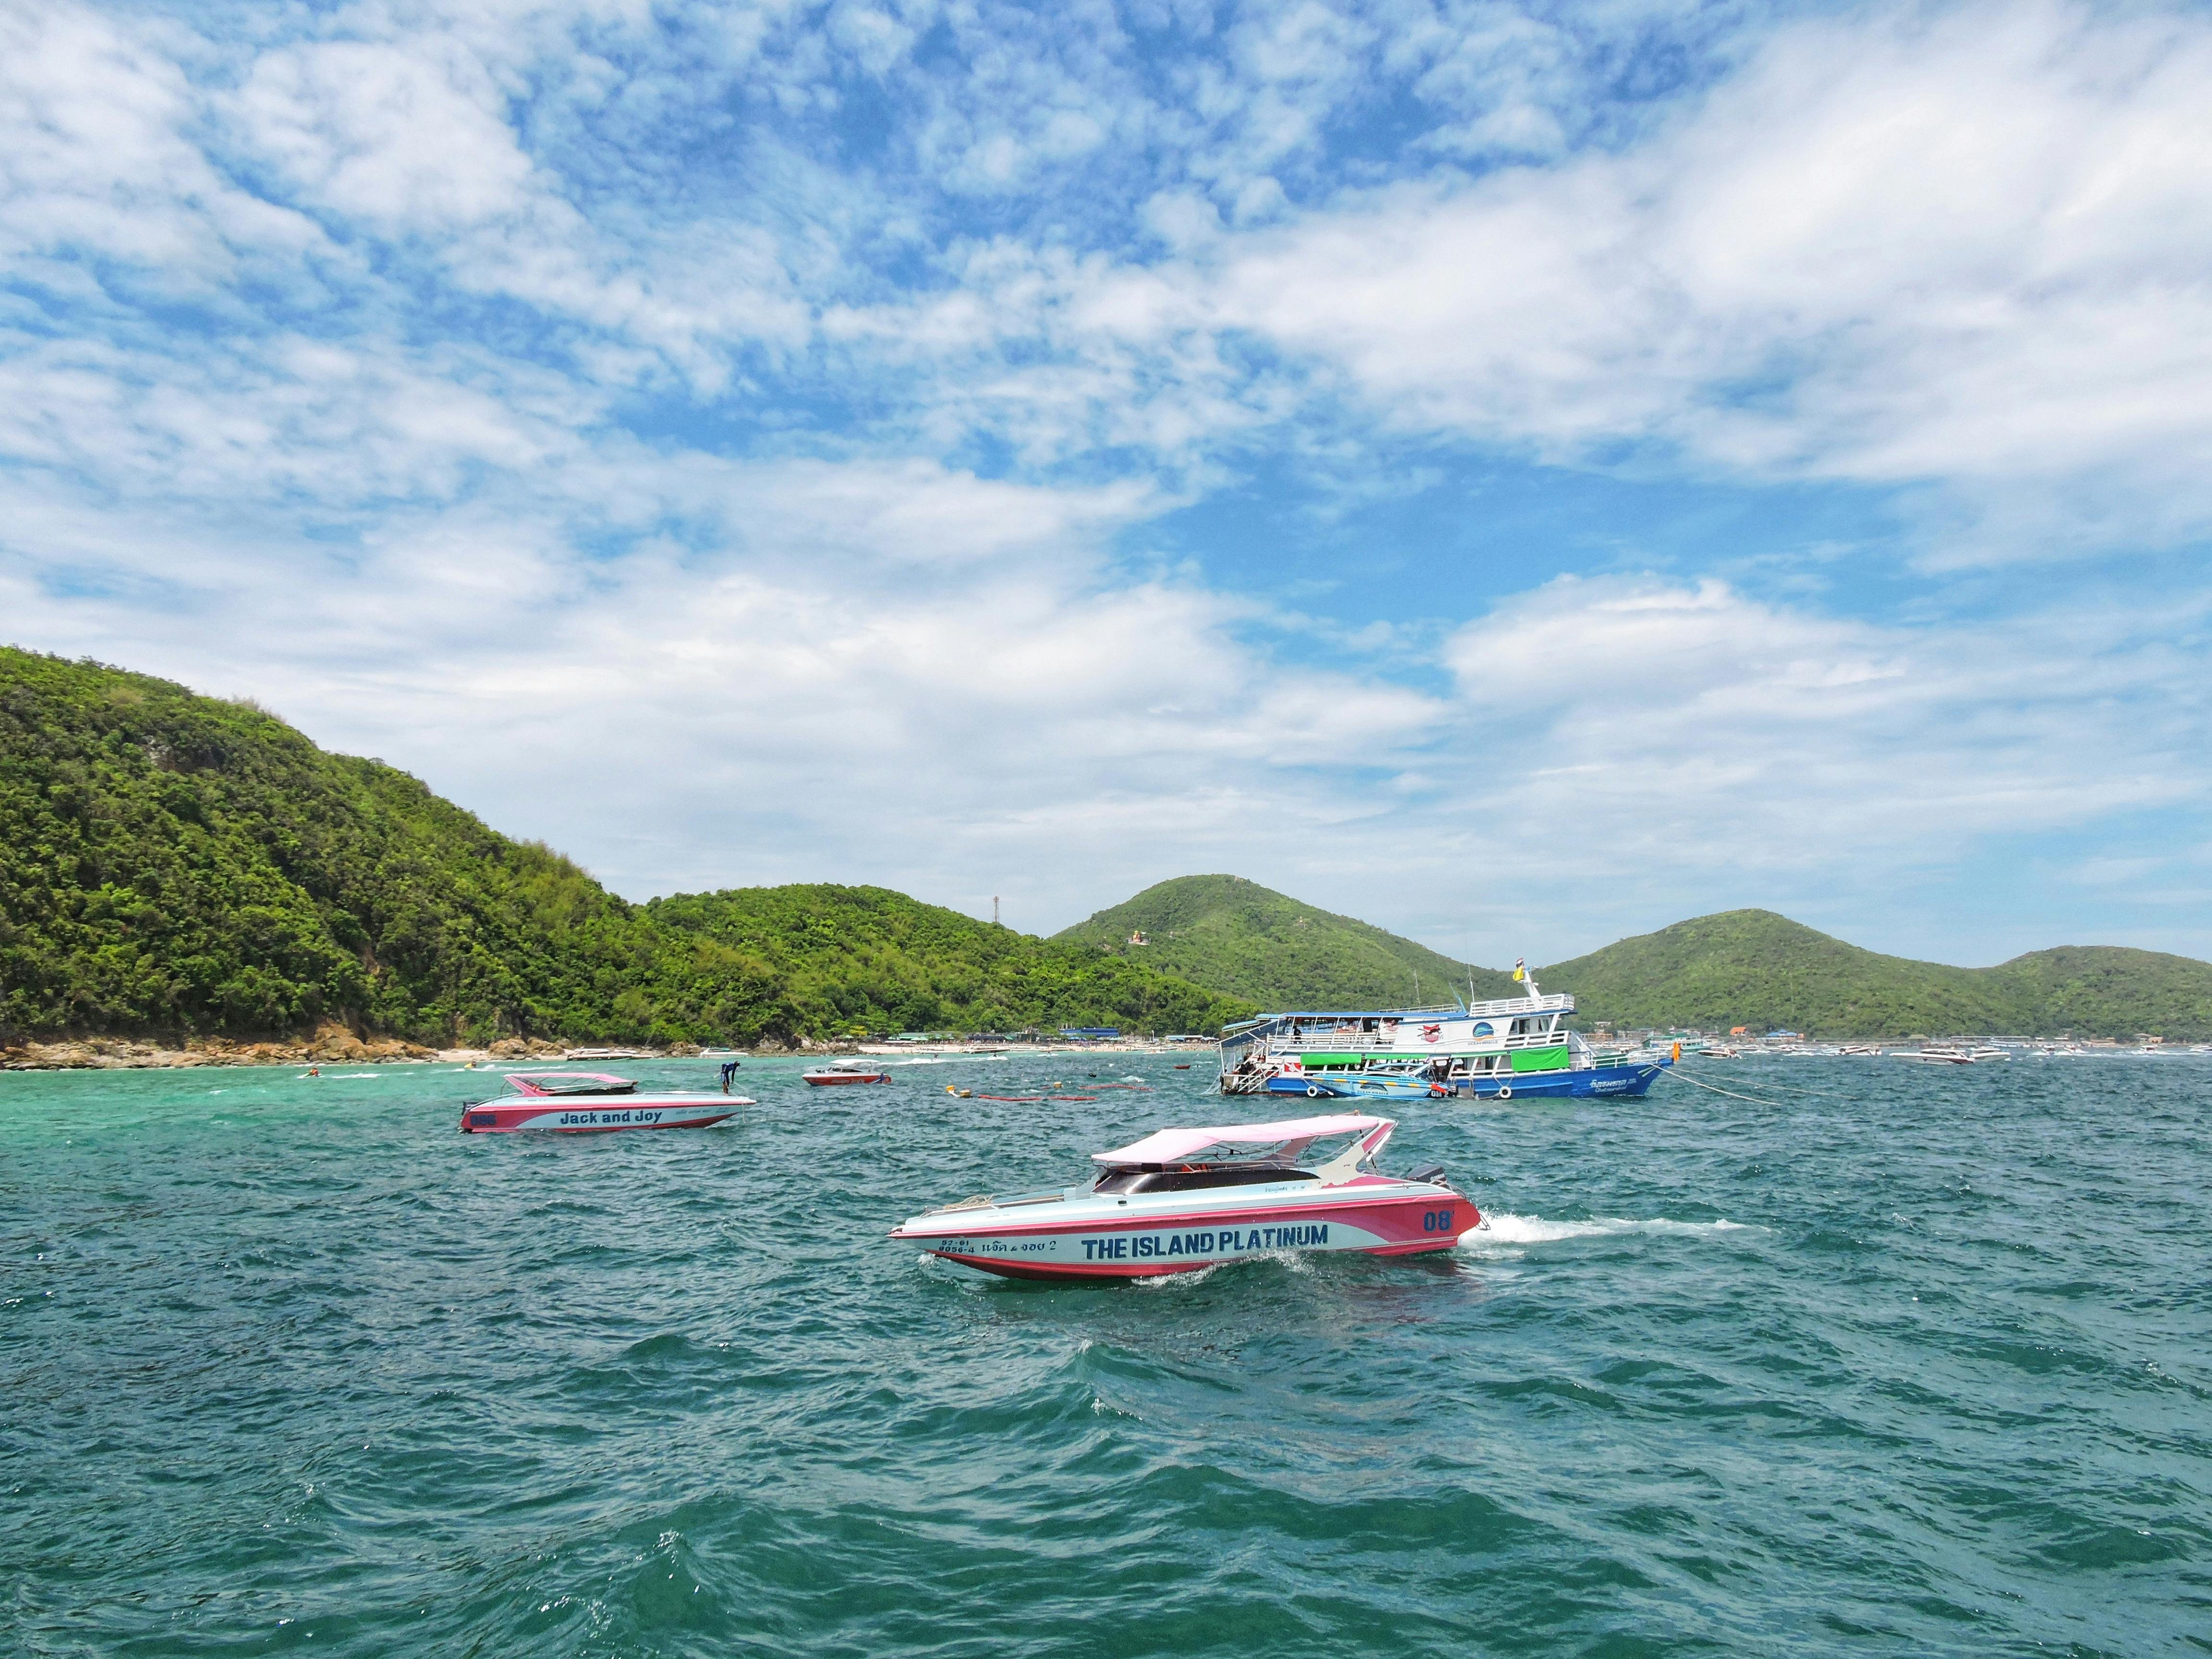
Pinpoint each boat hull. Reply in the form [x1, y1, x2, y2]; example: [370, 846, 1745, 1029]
[803, 1071, 891, 1086]
[1264, 1074, 1449, 1100]
[1452, 1061, 1665, 1100]
[893, 1187, 1479, 1281]
[460, 1093, 745, 1133]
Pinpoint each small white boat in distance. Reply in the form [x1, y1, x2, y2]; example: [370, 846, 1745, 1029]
[460, 1072, 748, 1133]
[890, 1113, 1478, 1281]
[1896, 1045, 2011, 1064]
[803, 1062, 893, 1086]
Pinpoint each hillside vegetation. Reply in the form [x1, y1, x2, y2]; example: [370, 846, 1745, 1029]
[0, 649, 1248, 1046]
[649, 886, 1248, 1040]
[1539, 911, 2212, 1041]
[1053, 874, 1521, 1010]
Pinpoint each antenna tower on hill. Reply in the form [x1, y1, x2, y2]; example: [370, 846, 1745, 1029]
[993, 896, 1000, 926]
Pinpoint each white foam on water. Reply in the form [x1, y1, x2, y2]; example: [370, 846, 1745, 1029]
[1464, 1212, 1755, 1248]
[1135, 1261, 1226, 1289]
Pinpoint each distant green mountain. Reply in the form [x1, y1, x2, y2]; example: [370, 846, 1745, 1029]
[1057, 881, 2212, 1039]
[1052, 875, 1519, 1011]
[0, 648, 1249, 1046]
[1539, 911, 2212, 1040]
[1978, 946, 2212, 1042]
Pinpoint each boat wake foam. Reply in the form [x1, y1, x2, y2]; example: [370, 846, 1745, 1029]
[1465, 1212, 1755, 1247]
[1134, 1248, 1315, 1289]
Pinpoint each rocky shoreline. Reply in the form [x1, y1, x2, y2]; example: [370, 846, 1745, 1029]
[0, 1027, 859, 1071]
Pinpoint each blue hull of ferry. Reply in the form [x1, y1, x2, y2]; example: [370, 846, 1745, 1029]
[1265, 1059, 1667, 1101]
[1263, 1074, 1444, 1100]
[1453, 1060, 1666, 1100]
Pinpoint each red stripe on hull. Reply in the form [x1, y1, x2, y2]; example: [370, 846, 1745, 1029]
[932, 1237, 1466, 1282]
[900, 1192, 1461, 1242]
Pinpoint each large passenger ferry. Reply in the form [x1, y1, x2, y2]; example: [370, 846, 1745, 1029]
[1216, 968, 1666, 1102]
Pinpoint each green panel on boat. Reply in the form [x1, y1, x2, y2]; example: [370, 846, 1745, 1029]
[1299, 1052, 1364, 1067]
[1510, 1046, 1572, 1073]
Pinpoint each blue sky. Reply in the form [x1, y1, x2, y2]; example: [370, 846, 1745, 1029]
[3, 0, 2209, 966]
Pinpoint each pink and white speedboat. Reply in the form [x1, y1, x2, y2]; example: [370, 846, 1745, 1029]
[889, 1113, 1478, 1281]
[459, 1072, 749, 1133]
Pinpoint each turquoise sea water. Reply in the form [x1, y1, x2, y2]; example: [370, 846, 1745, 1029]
[4, 1053, 2207, 1657]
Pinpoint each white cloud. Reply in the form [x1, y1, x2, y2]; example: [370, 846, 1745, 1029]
[233, 39, 536, 231]
[0, 1, 327, 294]
[1195, 1, 2212, 549]
[1431, 575, 2206, 926]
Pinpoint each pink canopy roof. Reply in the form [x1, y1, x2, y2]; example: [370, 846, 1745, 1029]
[1092, 1113, 1390, 1166]
[506, 1072, 632, 1095]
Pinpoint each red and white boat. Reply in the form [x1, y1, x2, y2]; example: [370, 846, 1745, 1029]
[889, 1113, 1478, 1281]
[459, 1072, 749, 1133]
[802, 1062, 893, 1086]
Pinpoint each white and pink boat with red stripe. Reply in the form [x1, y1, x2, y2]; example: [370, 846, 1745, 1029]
[890, 1113, 1478, 1281]
[459, 1072, 749, 1133]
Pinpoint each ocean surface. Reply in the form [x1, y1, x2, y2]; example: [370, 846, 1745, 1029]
[3, 1052, 2206, 1657]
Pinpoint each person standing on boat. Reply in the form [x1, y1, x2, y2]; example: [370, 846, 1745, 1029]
[720, 1059, 741, 1094]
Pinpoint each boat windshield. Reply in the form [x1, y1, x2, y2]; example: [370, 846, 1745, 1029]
[1094, 1164, 1321, 1195]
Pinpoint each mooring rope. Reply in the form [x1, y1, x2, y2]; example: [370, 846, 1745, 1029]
[1691, 1064, 1864, 1101]
[1658, 1068, 1791, 1106]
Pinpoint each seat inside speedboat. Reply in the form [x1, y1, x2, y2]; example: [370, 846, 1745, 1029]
[1093, 1164, 1321, 1195]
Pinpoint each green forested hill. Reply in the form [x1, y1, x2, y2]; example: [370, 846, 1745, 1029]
[12, 647, 2203, 1047]
[1980, 946, 2212, 1041]
[1539, 911, 2212, 1040]
[1052, 874, 1520, 1010]
[649, 886, 1249, 1039]
[0, 647, 652, 1043]
[0, 649, 1247, 1046]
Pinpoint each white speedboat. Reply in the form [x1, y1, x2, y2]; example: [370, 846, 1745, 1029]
[1897, 1045, 2011, 1064]
[803, 1061, 893, 1085]
[889, 1113, 1478, 1281]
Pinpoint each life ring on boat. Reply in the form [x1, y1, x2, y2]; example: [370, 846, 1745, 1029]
[1306, 1083, 1322, 1098]
[1495, 1084, 1513, 1100]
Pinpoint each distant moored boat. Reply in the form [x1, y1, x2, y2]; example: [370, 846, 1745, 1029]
[802, 1062, 893, 1086]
